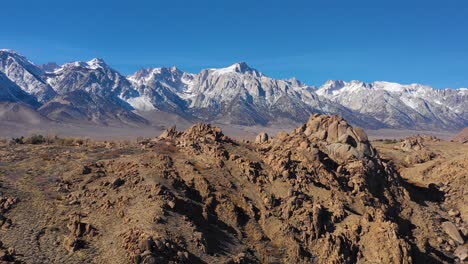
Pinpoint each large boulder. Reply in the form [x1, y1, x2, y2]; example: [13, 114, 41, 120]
[255, 132, 269, 144]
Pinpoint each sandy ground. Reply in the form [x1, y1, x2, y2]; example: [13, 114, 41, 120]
[0, 120, 457, 142]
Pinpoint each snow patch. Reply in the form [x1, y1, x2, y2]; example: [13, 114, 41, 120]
[210, 64, 240, 75]
[126, 96, 156, 111]
[400, 97, 419, 110]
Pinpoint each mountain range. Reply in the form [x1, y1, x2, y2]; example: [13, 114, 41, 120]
[0, 49, 466, 131]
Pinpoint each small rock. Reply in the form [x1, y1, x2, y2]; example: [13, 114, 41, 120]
[448, 209, 460, 217]
[454, 245, 468, 261]
[441, 221, 464, 244]
[448, 239, 456, 247]
[138, 238, 155, 252]
[177, 251, 187, 260]
[167, 201, 176, 209]
[7, 247, 15, 256]
[154, 239, 164, 250]
[141, 254, 157, 264]
[82, 166, 92, 175]
[112, 178, 125, 189]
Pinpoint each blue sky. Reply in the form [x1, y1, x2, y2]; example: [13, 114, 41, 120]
[2, 0, 467, 88]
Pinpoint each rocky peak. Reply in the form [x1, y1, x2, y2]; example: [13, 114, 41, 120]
[87, 58, 106, 68]
[0, 49, 56, 102]
[131, 68, 153, 81]
[324, 80, 346, 88]
[158, 126, 182, 140]
[181, 123, 231, 143]
[60, 58, 107, 71]
[255, 132, 269, 144]
[233, 62, 251, 73]
[39, 62, 60, 73]
[287, 77, 306, 87]
[0, 49, 18, 54]
[210, 62, 261, 77]
[129, 66, 191, 85]
[293, 114, 374, 162]
[158, 123, 232, 144]
[0, 50, 29, 63]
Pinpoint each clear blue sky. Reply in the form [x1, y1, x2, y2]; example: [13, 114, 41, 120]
[2, 0, 467, 88]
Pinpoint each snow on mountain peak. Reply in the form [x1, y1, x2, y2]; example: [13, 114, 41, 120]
[210, 62, 261, 76]
[0, 49, 37, 68]
[87, 58, 106, 69]
[316, 80, 346, 96]
[0, 49, 19, 54]
[58, 58, 108, 72]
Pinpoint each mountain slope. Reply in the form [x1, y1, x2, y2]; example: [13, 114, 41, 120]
[127, 67, 192, 115]
[0, 50, 57, 102]
[38, 90, 148, 126]
[0, 71, 40, 108]
[452, 127, 468, 143]
[0, 67, 49, 126]
[41, 58, 148, 125]
[45, 58, 139, 99]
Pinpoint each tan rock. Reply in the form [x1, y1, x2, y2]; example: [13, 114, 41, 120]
[454, 245, 468, 261]
[255, 132, 269, 144]
[441, 221, 464, 244]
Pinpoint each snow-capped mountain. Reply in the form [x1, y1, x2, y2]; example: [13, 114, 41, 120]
[127, 66, 194, 114]
[0, 49, 57, 102]
[0, 49, 466, 130]
[39, 58, 147, 125]
[127, 62, 386, 127]
[0, 71, 40, 108]
[317, 80, 468, 130]
[45, 58, 139, 99]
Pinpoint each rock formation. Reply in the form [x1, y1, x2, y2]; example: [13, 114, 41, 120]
[0, 114, 465, 263]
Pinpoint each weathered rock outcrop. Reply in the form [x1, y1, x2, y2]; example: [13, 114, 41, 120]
[0, 114, 464, 263]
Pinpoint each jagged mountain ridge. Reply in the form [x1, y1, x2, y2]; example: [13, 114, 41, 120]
[127, 62, 386, 128]
[317, 80, 468, 130]
[0, 49, 466, 130]
[45, 58, 139, 99]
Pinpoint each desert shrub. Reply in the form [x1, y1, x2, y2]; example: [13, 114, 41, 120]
[46, 133, 59, 144]
[74, 138, 84, 146]
[10, 136, 25, 144]
[60, 138, 76, 146]
[24, 134, 46, 145]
